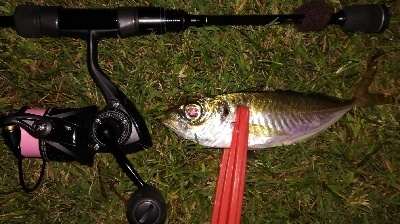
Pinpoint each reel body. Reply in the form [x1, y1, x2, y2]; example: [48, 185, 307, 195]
[0, 18, 165, 224]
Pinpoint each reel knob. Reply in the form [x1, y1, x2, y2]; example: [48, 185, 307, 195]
[127, 185, 167, 224]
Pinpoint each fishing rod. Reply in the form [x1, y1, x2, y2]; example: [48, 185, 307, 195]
[0, 1, 390, 39]
[0, 1, 391, 224]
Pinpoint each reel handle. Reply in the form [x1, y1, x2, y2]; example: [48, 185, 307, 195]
[96, 121, 167, 224]
[95, 121, 146, 187]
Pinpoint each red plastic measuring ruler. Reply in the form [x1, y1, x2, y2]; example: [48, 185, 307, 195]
[211, 106, 250, 224]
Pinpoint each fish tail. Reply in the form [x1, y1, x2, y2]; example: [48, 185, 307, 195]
[352, 55, 397, 107]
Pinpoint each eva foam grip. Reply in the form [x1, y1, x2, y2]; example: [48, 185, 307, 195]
[14, 5, 59, 37]
[342, 4, 390, 33]
[294, 0, 332, 32]
[20, 109, 46, 158]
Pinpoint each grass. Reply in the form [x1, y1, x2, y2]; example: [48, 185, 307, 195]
[0, 0, 399, 223]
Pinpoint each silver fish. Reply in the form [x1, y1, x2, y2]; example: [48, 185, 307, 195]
[161, 56, 394, 149]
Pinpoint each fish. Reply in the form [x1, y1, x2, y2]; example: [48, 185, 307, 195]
[161, 56, 396, 149]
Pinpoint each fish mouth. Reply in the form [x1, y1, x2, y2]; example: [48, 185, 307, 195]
[160, 118, 178, 133]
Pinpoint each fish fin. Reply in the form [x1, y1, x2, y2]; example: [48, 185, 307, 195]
[249, 124, 290, 137]
[238, 85, 268, 92]
[352, 55, 398, 107]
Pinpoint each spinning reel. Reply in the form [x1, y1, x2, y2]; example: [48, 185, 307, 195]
[0, 5, 169, 224]
[1, 32, 166, 224]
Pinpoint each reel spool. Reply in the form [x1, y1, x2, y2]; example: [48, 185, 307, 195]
[1, 106, 97, 192]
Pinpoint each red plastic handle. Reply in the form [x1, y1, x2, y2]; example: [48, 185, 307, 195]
[211, 106, 250, 224]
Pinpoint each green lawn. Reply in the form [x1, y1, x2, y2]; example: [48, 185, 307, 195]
[1, 0, 399, 223]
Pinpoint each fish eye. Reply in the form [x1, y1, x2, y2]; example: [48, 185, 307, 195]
[184, 104, 202, 121]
